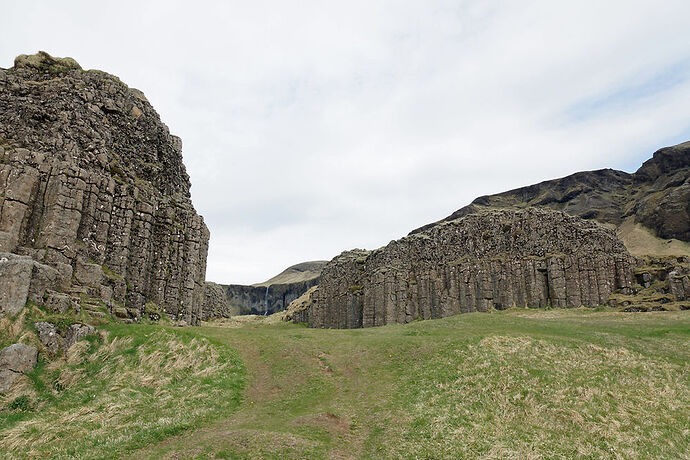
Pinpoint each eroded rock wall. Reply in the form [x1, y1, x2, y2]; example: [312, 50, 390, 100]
[294, 209, 637, 328]
[0, 52, 208, 324]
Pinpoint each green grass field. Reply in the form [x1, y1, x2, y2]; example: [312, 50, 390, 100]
[2, 309, 689, 459]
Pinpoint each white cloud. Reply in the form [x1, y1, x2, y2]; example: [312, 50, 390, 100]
[2, 0, 690, 283]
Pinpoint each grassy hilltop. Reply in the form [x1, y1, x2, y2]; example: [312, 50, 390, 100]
[2, 309, 689, 459]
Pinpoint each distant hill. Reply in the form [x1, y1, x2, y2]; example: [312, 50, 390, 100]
[411, 141, 690, 257]
[253, 261, 328, 287]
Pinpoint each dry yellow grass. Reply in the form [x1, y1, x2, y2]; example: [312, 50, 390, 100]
[382, 332, 690, 459]
[618, 217, 690, 257]
[0, 328, 244, 459]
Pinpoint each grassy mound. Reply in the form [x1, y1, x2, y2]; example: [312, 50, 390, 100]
[0, 325, 244, 459]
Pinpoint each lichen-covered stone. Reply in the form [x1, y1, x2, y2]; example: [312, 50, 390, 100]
[202, 282, 241, 320]
[34, 322, 64, 358]
[0, 52, 209, 324]
[43, 290, 75, 313]
[0, 253, 32, 316]
[295, 209, 636, 329]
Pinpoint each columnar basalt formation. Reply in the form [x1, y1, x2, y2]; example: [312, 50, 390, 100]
[291, 209, 637, 328]
[202, 261, 326, 319]
[0, 52, 209, 325]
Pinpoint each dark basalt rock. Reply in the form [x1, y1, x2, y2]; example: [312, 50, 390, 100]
[202, 261, 327, 320]
[0, 52, 209, 325]
[411, 141, 690, 242]
[291, 208, 637, 329]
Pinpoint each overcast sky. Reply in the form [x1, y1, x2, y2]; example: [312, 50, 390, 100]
[2, 1, 690, 284]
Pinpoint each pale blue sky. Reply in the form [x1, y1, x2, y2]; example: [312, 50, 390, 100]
[2, 1, 689, 284]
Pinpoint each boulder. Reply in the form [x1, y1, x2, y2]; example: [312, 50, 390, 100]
[0, 370, 22, 394]
[112, 306, 129, 318]
[0, 343, 38, 393]
[64, 323, 96, 349]
[44, 291, 75, 314]
[28, 261, 60, 304]
[34, 322, 64, 357]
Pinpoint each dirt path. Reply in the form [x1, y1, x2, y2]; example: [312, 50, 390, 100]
[128, 324, 373, 459]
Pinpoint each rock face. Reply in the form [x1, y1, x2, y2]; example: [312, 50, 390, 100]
[0, 343, 37, 393]
[608, 256, 690, 311]
[290, 142, 690, 329]
[412, 141, 690, 243]
[64, 323, 96, 349]
[291, 209, 636, 328]
[0, 52, 209, 324]
[201, 282, 242, 320]
[284, 286, 317, 323]
[0, 253, 60, 316]
[0, 254, 33, 316]
[202, 261, 326, 320]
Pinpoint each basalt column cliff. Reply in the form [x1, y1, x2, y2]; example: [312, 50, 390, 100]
[288, 142, 690, 329]
[0, 52, 209, 325]
[290, 209, 637, 328]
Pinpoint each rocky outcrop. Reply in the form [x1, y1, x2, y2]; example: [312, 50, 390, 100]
[292, 209, 636, 329]
[608, 256, 690, 311]
[202, 261, 326, 320]
[201, 282, 242, 320]
[412, 141, 690, 244]
[64, 323, 96, 349]
[0, 52, 209, 325]
[34, 322, 63, 358]
[284, 286, 317, 323]
[0, 253, 62, 316]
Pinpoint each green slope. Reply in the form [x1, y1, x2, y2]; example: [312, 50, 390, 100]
[132, 309, 690, 459]
[3, 308, 688, 459]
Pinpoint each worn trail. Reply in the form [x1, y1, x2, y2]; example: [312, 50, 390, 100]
[130, 310, 690, 459]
